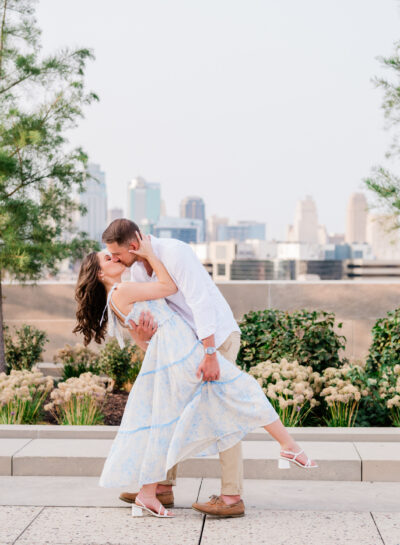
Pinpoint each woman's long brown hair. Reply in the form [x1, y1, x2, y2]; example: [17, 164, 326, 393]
[73, 252, 108, 346]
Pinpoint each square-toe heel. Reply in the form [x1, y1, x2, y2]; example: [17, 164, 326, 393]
[132, 505, 145, 517]
[278, 458, 290, 469]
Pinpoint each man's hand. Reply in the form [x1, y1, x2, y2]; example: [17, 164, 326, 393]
[196, 353, 220, 381]
[128, 311, 157, 351]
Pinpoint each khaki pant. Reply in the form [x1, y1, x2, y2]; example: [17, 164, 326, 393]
[159, 331, 243, 495]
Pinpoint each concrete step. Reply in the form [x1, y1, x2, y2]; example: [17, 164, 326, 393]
[1, 424, 399, 442]
[1, 437, 399, 481]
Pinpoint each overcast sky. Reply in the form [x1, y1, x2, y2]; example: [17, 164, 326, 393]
[36, 0, 400, 239]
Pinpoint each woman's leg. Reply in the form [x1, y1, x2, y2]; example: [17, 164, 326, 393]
[136, 482, 175, 515]
[263, 418, 317, 466]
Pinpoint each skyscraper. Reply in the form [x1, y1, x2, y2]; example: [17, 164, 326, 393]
[345, 192, 367, 244]
[79, 163, 107, 245]
[207, 215, 229, 242]
[180, 196, 206, 242]
[127, 177, 161, 229]
[288, 196, 319, 243]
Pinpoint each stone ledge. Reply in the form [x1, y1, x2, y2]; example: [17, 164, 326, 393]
[2, 437, 399, 481]
[1, 424, 399, 442]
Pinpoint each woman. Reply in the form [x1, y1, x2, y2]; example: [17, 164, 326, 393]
[74, 233, 318, 519]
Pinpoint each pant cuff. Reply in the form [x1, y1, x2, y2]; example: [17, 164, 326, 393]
[221, 488, 243, 496]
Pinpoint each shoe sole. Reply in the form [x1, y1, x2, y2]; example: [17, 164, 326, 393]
[119, 495, 174, 507]
[191, 506, 245, 518]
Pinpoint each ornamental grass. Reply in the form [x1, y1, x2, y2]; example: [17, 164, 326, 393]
[43, 372, 114, 425]
[248, 358, 323, 426]
[0, 366, 54, 424]
[320, 364, 370, 427]
[378, 364, 400, 426]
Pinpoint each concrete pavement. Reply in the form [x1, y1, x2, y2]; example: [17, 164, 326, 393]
[1, 477, 399, 544]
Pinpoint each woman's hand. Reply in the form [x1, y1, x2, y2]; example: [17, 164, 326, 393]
[129, 231, 155, 259]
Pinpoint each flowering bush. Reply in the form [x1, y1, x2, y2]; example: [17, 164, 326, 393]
[0, 366, 54, 423]
[5, 324, 49, 372]
[97, 339, 143, 391]
[43, 372, 114, 425]
[248, 358, 323, 426]
[320, 364, 370, 427]
[378, 364, 400, 426]
[53, 343, 100, 380]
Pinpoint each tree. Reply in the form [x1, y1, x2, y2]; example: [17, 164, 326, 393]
[0, 0, 100, 373]
[364, 39, 400, 227]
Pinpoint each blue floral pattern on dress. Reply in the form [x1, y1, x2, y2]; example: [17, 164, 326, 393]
[98, 289, 279, 488]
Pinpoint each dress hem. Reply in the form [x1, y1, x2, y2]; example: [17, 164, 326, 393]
[98, 412, 280, 488]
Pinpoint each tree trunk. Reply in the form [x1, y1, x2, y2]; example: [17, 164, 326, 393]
[0, 270, 6, 374]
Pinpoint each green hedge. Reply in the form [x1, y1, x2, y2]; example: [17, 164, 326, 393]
[237, 309, 346, 374]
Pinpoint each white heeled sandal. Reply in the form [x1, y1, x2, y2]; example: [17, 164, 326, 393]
[278, 448, 319, 469]
[132, 497, 175, 518]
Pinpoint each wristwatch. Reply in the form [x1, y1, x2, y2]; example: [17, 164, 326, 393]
[205, 346, 217, 355]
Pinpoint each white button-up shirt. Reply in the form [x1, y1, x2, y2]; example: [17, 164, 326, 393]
[129, 235, 240, 348]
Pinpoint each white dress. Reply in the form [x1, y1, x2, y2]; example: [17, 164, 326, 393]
[98, 284, 279, 488]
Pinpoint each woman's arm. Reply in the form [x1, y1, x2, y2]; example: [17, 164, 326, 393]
[112, 233, 178, 308]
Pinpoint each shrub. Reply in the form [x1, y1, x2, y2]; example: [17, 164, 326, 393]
[53, 343, 100, 380]
[97, 339, 143, 390]
[5, 324, 49, 372]
[378, 364, 400, 427]
[248, 358, 323, 426]
[44, 372, 114, 425]
[238, 309, 346, 373]
[366, 309, 400, 373]
[0, 366, 54, 424]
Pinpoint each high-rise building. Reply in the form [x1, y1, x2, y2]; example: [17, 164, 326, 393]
[180, 196, 206, 241]
[154, 217, 204, 244]
[127, 176, 161, 229]
[288, 195, 319, 243]
[107, 207, 123, 224]
[207, 215, 229, 242]
[345, 192, 368, 244]
[79, 163, 107, 245]
[217, 221, 266, 242]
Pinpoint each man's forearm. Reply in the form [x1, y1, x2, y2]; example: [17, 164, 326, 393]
[202, 334, 216, 349]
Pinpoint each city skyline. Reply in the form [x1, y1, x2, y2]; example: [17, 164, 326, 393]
[36, 1, 400, 239]
[99, 168, 387, 243]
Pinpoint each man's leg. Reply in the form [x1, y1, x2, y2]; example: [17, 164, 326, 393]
[217, 332, 244, 500]
[158, 465, 177, 488]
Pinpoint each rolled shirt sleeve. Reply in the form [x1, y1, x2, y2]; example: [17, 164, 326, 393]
[160, 243, 217, 341]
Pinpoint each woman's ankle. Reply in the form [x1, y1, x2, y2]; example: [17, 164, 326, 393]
[280, 440, 298, 451]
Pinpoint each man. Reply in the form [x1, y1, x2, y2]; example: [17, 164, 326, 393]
[102, 218, 245, 518]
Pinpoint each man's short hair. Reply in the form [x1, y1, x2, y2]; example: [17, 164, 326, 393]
[102, 218, 141, 246]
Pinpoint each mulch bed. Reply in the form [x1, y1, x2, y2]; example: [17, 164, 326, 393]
[101, 389, 129, 425]
[37, 389, 130, 426]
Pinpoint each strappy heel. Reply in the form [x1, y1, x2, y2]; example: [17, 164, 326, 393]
[278, 448, 318, 469]
[132, 497, 175, 518]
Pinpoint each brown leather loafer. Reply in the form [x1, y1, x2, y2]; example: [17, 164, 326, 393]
[192, 494, 245, 518]
[119, 490, 174, 507]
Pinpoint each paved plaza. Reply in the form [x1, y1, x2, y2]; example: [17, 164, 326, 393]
[0, 476, 399, 545]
